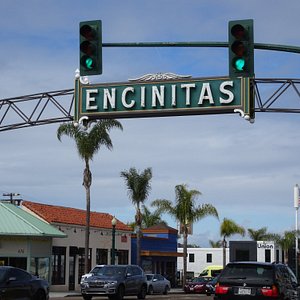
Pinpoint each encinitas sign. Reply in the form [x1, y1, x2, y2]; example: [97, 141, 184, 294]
[74, 73, 253, 122]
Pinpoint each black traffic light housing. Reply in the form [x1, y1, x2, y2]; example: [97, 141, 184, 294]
[80, 20, 102, 76]
[228, 19, 254, 78]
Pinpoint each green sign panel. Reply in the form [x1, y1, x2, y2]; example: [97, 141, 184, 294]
[74, 75, 253, 122]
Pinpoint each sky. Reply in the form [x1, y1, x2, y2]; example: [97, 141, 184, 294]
[1, 0, 300, 247]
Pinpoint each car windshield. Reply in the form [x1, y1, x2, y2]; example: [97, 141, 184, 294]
[91, 266, 126, 277]
[222, 264, 273, 280]
[146, 275, 154, 281]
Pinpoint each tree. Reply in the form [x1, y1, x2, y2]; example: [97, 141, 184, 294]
[57, 120, 123, 273]
[248, 227, 273, 241]
[272, 230, 299, 264]
[209, 240, 222, 248]
[151, 184, 218, 288]
[141, 205, 167, 228]
[120, 167, 152, 266]
[220, 218, 245, 268]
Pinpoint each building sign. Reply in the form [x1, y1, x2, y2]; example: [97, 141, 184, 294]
[74, 73, 253, 122]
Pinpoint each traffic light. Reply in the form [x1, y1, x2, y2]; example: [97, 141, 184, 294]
[80, 20, 102, 76]
[228, 19, 254, 78]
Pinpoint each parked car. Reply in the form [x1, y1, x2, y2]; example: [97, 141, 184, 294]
[80, 264, 148, 300]
[146, 274, 170, 294]
[184, 276, 211, 293]
[214, 261, 298, 300]
[205, 275, 220, 296]
[0, 266, 49, 300]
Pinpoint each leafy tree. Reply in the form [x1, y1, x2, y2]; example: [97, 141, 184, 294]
[57, 120, 123, 273]
[120, 167, 152, 266]
[151, 184, 218, 288]
[272, 230, 299, 264]
[141, 205, 167, 228]
[209, 239, 222, 248]
[220, 218, 245, 268]
[248, 227, 274, 241]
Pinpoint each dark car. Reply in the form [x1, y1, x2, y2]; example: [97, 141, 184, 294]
[214, 261, 298, 300]
[146, 274, 170, 295]
[0, 266, 49, 300]
[80, 264, 148, 300]
[184, 276, 210, 293]
[206, 275, 220, 296]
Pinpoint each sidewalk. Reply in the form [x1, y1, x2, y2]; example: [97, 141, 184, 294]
[50, 288, 184, 298]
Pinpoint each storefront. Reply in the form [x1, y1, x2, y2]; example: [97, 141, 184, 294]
[22, 200, 132, 292]
[0, 201, 66, 281]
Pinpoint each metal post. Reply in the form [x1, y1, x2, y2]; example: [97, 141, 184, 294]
[294, 185, 299, 278]
[111, 216, 117, 265]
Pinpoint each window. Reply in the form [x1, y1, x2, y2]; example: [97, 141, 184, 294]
[189, 253, 195, 263]
[117, 250, 129, 265]
[78, 248, 91, 284]
[30, 257, 50, 281]
[96, 249, 108, 265]
[207, 253, 212, 263]
[52, 246, 66, 285]
[265, 249, 271, 263]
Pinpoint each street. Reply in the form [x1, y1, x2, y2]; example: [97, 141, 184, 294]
[50, 292, 213, 300]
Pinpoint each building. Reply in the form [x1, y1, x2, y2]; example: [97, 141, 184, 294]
[177, 241, 283, 279]
[0, 201, 66, 281]
[22, 201, 132, 292]
[177, 247, 229, 278]
[229, 240, 282, 263]
[131, 223, 183, 287]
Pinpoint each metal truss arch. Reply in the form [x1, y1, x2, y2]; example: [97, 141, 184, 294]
[1, 78, 300, 132]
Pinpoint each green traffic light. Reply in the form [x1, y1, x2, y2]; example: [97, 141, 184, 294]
[234, 58, 245, 71]
[85, 57, 94, 69]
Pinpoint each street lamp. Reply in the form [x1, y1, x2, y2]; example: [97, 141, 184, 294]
[294, 185, 299, 278]
[111, 216, 117, 265]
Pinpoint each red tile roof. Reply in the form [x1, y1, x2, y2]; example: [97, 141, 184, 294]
[22, 201, 131, 232]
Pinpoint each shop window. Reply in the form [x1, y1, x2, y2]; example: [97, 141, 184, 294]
[96, 249, 108, 265]
[117, 250, 129, 265]
[30, 257, 50, 281]
[207, 253, 212, 263]
[52, 246, 66, 285]
[78, 248, 91, 284]
[189, 253, 195, 263]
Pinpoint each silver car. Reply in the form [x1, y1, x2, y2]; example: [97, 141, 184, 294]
[146, 274, 170, 295]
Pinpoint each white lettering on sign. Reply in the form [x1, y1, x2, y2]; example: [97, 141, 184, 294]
[181, 83, 195, 106]
[85, 80, 235, 111]
[220, 81, 234, 104]
[86, 89, 98, 110]
[103, 88, 116, 109]
[122, 87, 135, 108]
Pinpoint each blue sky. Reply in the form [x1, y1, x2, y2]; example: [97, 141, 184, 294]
[1, 1, 300, 247]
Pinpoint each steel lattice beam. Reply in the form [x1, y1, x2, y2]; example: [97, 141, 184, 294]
[0, 79, 300, 132]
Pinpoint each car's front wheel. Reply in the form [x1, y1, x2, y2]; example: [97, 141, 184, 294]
[137, 284, 147, 299]
[163, 285, 169, 295]
[114, 285, 125, 300]
[34, 290, 46, 300]
[148, 285, 153, 295]
[82, 295, 92, 300]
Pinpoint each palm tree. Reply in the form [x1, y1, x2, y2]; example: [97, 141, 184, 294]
[220, 218, 245, 268]
[209, 239, 222, 248]
[57, 119, 123, 273]
[120, 167, 152, 266]
[248, 227, 273, 241]
[141, 205, 167, 228]
[272, 230, 299, 264]
[151, 184, 218, 288]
